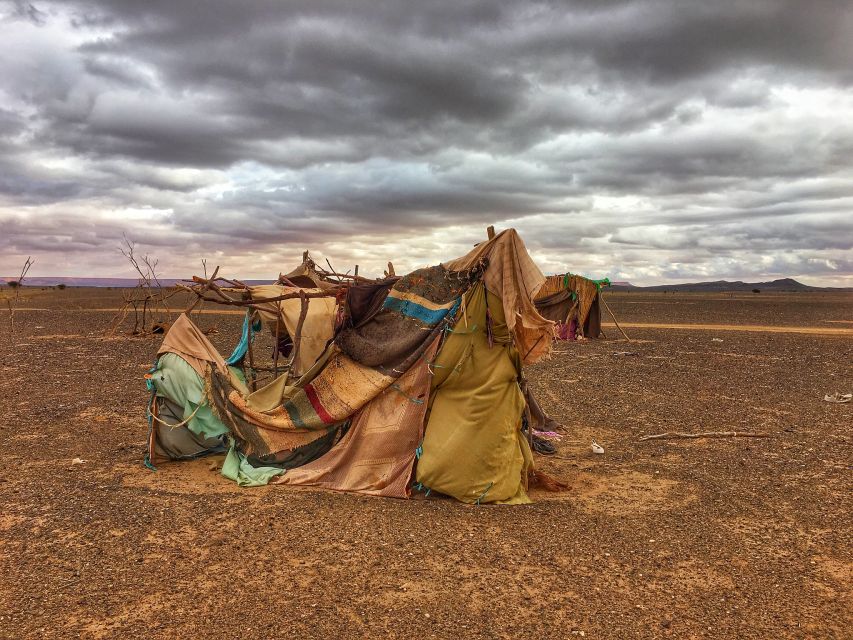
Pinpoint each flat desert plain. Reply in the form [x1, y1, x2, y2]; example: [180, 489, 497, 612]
[0, 288, 851, 640]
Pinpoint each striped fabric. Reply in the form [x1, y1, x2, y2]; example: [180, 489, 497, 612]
[382, 289, 460, 324]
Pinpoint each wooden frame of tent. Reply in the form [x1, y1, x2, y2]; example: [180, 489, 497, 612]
[177, 268, 341, 391]
[176, 254, 398, 391]
[278, 251, 397, 288]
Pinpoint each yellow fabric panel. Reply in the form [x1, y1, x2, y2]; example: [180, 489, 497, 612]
[416, 283, 531, 504]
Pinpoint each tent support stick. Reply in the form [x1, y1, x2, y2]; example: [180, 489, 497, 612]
[600, 293, 630, 342]
[273, 311, 281, 378]
[522, 334, 545, 362]
[288, 291, 309, 380]
[246, 311, 258, 392]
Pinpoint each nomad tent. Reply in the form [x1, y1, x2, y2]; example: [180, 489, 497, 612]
[534, 274, 611, 340]
[145, 229, 559, 504]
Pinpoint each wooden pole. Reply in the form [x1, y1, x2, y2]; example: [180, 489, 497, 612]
[246, 311, 258, 392]
[599, 293, 630, 342]
[176, 284, 338, 307]
[288, 291, 309, 379]
[273, 307, 281, 378]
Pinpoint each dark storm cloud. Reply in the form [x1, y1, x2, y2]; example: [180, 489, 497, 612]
[23, 0, 852, 168]
[0, 0, 851, 283]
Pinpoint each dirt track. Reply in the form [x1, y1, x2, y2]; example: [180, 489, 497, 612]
[0, 289, 851, 639]
[602, 322, 853, 335]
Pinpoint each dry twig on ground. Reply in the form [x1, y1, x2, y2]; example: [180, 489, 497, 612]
[638, 431, 770, 441]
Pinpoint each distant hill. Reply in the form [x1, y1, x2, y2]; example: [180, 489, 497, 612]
[2, 275, 849, 292]
[0, 276, 273, 288]
[608, 278, 850, 292]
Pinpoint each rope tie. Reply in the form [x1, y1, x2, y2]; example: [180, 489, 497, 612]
[475, 482, 494, 505]
[389, 384, 424, 405]
[147, 400, 204, 430]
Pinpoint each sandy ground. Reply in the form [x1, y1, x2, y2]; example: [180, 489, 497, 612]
[0, 288, 851, 639]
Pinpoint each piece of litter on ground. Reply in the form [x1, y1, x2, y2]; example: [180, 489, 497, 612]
[711, 338, 724, 342]
[71, 458, 85, 465]
[823, 393, 851, 404]
[612, 351, 638, 357]
[534, 430, 563, 441]
[591, 440, 605, 454]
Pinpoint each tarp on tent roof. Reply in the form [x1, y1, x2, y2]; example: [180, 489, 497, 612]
[279, 260, 339, 291]
[444, 228, 554, 364]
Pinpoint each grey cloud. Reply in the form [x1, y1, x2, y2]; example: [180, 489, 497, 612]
[0, 0, 850, 284]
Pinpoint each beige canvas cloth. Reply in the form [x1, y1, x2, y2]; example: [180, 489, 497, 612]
[276, 337, 439, 497]
[280, 262, 339, 291]
[249, 285, 338, 377]
[444, 229, 554, 364]
[157, 313, 228, 376]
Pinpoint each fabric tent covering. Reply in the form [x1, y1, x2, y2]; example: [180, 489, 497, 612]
[145, 229, 559, 504]
[535, 274, 609, 340]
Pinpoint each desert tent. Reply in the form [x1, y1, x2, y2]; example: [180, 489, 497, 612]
[534, 273, 610, 340]
[146, 229, 557, 504]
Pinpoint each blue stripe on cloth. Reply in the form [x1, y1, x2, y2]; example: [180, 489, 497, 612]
[382, 295, 457, 325]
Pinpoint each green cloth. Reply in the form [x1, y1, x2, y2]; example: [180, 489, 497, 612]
[221, 442, 285, 487]
[152, 353, 243, 439]
[416, 283, 532, 504]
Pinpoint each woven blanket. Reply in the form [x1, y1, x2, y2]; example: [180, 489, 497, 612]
[335, 264, 472, 375]
[277, 336, 439, 496]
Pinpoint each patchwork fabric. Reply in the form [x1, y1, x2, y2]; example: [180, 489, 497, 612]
[208, 349, 393, 447]
[278, 336, 439, 497]
[147, 229, 564, 502]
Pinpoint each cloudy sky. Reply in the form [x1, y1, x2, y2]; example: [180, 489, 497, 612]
[1, 1, 852, 285]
